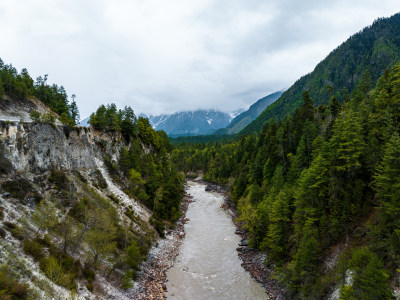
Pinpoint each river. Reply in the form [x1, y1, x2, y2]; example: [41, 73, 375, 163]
[166, 181, 268, 300]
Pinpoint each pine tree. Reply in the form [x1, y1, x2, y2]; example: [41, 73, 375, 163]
[329, 96, 341, 117]
[293, 230, 319, 287]
[347, 248, 393, 300]
[300, 91, 314, 122]
[373, 133, 400, 260]
[266, 188, 291, 262]
[330, 110, 365, 175]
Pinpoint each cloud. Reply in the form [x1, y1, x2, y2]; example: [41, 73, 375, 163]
[0, 0, 398, 118]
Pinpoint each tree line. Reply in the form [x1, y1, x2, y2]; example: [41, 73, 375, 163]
[89, 104, 185, 234]
[0, 57, 79, 125]
[172, 64, 400, 298]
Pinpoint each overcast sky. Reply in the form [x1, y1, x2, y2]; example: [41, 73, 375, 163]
[0, 1, 398, 118]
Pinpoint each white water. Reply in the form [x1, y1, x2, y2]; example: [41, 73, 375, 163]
[166, 181, 268, 300]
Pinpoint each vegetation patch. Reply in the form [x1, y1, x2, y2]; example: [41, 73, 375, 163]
[0, 227, 6, 238]
[23, 236, 80, 291]
[173, 62, 400, 297]
[1, 178, 41, 203]
[4, 222, 25, 240]
[92, 169, 107, 189]
[48, 169, 70, 191]
[0, 143, 13, 175]
[108, 194, 120, 205]
[82, 264, 95, 291]
[72, 170, 87, 183]
[0, 266, 30, 299]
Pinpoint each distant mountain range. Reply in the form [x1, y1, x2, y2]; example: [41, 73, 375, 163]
[145, 109, 243, 137]
[79, 117, 90, 127]
[214, 91, 283, 135]
[80, 91, 282, 137]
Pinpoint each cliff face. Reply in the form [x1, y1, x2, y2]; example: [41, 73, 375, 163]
[1, 122, 115, 172]
[0, 120, 155, 299]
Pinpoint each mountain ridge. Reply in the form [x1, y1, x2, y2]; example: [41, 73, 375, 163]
[241, 12, 400, 134]
[145, 109, 238, 137]
[214, 91, 283, 135]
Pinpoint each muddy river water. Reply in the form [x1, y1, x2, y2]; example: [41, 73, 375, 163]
[166, 181, 268, 300]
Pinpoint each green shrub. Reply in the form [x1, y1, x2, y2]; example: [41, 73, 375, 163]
[121, 270, 134, 289]
[36, 234, 54, 248]
[92, 169, 107, 189]
[73, 170, 87, 183]
[82, 264, 95, 291]
[343, 248, 393, 299]
[108, 194, 120, 205]
[41, 112, 56, 125]
[126, 240, 141, 269]
[24, 236, 81, 291]
[4, 222, 25, 240]
[23, 239, 45, 261]
[60, 113, 74, 126]
[29, 110, 41, 122]
[40, 256, 77, 290]
[1, 178, 41, 203]
[150, 217, 165, 238]
[0, 266, 30, 299]
[48, 169, 69, 191]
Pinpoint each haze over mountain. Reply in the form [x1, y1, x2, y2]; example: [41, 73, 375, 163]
[214, 91, 283, 135]
[0, 2, 398, 118]
[145, 109, 243, 137]
[143, 90, 283, 138]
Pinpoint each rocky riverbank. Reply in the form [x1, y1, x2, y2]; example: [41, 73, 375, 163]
[206, 182, 287, 299]
[131, 184, 193, 299]
[133, 179, 286, 299]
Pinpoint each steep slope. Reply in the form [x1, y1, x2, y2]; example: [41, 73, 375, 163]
[147, 110, 233, 137]
[214, 91, 282, 135]
[0, 95, 63, 124]
[242, 12, 400, 134]
[0, 98, 184, 299]
[0, 122, 150, 299]
[0, 59, 78, 126]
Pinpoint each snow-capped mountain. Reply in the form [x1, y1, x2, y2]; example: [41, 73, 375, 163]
[145, 109, 237, 137]
[79, 116, 90, 127]
[214, 91, 283, 135]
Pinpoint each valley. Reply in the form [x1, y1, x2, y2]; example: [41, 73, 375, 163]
[0, 10, 400, 300]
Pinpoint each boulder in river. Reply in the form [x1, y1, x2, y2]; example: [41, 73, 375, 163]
[240, 239, 248, 246]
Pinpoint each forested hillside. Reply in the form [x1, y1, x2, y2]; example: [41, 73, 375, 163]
[242, 13, 400, 134]
[0, 64, 184, 297]
[89, 104, 184, 232]
[0, 58, 79, 125]
[214, 91, 283, 135]
[173, 63, 400, 298]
